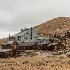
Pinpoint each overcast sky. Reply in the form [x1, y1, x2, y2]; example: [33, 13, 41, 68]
[0, 0, 70, 38]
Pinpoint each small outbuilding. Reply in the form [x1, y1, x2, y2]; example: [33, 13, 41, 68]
[47, 42, 65, 51]
[42, 40, 51, 50]
[19, 42, 37, 50]
[0, 49, 12, 58]
[47, 43, 58, 51]
[2, 41, 19, 49]
[2, 41, 20, 57]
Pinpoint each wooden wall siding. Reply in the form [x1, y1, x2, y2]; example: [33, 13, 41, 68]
[36, 45, 41, 50]
[0, 52, 5, 57]
[19, 42, 65, 51]
[11, 41, 19, 50]
[1, 41, 20, 57]
[20, 45, 37, 50]
[2, 45, 11, 49]
[46, 44, 57, 51]
[19, 42, 38, 50]
[19, 42, 42, 50]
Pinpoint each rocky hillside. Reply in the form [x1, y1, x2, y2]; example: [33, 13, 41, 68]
[0, 38, 8, 45]
[35, 17, 70, 37]
[1, 17, 70, 45]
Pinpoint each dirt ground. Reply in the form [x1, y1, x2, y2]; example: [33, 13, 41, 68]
[0, 51, 70, 70]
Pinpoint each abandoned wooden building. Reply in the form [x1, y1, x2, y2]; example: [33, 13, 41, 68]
[0, 49, 12, 58]
[2, 41, 20, 57]
[19, 37, 51, 50]
[47, 43, 65, 51]
[2, 41, 19, 49]
[8, 27, 38, 42]
[42, 41, 51, 50]
[19, 42, 37, 50]
[0, 26, 66, 58]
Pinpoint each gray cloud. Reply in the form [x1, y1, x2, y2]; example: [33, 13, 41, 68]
[0, 0, 70, 38]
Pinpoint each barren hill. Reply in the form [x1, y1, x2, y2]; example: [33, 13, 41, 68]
[0, 38, 8, 45]
[1, 17, 70, 45]
[35, 17, 70, 36]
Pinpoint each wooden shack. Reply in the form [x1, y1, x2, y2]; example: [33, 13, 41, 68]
[2, 41, 19, 49]
[47, 43, 58, 51]
[47, 42, 65, 51]
[42, 41, 51, 50]
[19, 42, 37, 50]
[0, 49, 13, 58]
[2, 41, 20, 57]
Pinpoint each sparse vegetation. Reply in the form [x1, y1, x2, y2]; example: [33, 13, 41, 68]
[0, 54, 70, 70]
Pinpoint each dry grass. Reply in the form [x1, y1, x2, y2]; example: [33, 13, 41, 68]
[0, 54, 70, 70]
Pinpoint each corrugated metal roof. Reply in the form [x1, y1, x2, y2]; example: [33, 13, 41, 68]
[37, 37, 49, 40]
[3, 41, 14, 45]
[12, 32, 24, 37]
[47, 43, 58, 46]
[19, 42, 37, 47]
[12, 28, 31, 37]
[24, 39, 32, 42]
[37, 37, 45, 39]
[3, 41, 20, 45]
[24, 38, 38, 42]
[42, 40, 51, 45]
[0, 49, 11, 52]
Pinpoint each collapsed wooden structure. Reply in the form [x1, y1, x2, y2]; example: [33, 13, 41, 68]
[0, 26, 68, 58]
[19, 41, 65, 51]
[19, 42, 37, 50]
[2, 41, 19, 49]
[0, 49, 12, 58]
[47, 43, 65, 51]
[0, 37, 65, 58]
[1, 41, 20, 57]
